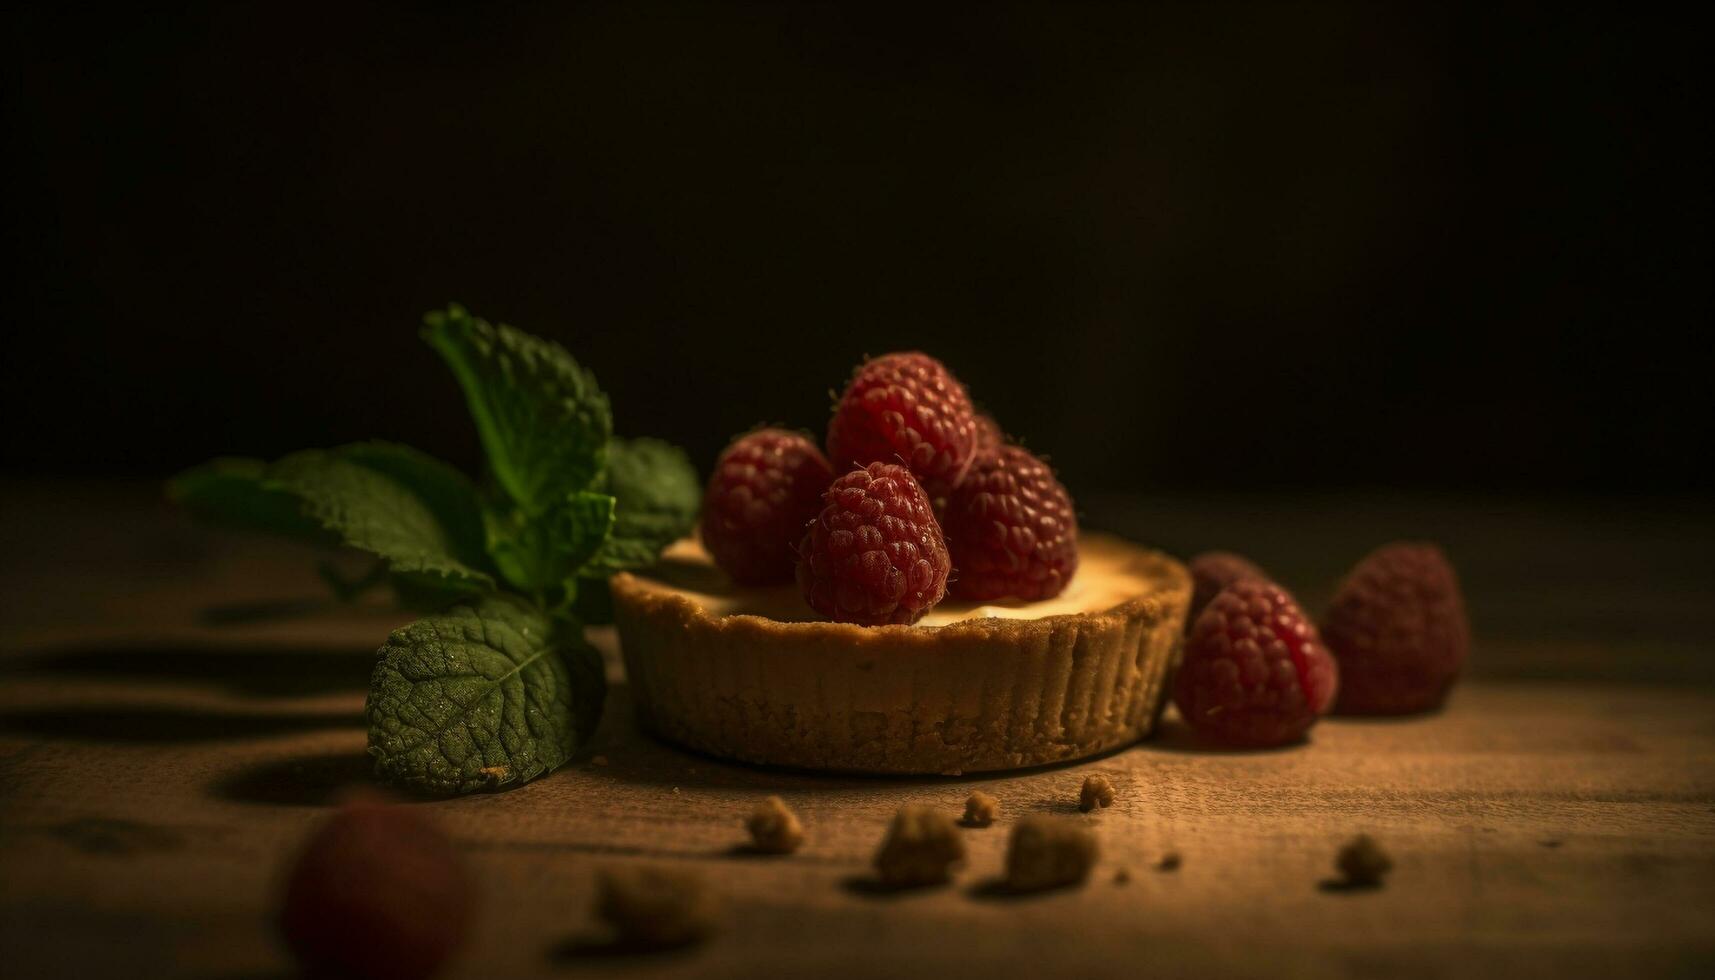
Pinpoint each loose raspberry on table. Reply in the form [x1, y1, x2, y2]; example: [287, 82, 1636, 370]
[826, 352, 979, 496]
[941, 444, 1078, 602]
[796, 462, 950, 625]
[1321, 542, 1469, 715]
[701, 429, 834, 585]
[1173, 579, 1338, 747]
[1187, 551, 1270, 629]
[279, 797, 472, 980]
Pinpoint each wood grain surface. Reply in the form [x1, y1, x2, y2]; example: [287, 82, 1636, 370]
[2, 483, 1712, 979]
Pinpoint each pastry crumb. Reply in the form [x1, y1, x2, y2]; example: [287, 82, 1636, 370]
[595, 866, 716, 948]
[874, 806, 965, 888]
[592, 756, 609, 767]
[1005, 816, 1098, 893]
[1113, 867, 1131, 885]
[1158, 851, 1182, 872]
[745, 796, 804, 854]
[962, 791, 999, 827]
[1335, 834, 1392, 887]
[1079, 774, 1116, 812]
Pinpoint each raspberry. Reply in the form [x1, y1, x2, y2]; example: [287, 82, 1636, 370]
[826, 352, 979, 496]
[1321, 542, 1469, 714]
[279, 798, 472, 980]
[701, 429, 834, 585]
[1187, 551, 1270, 629]
[796, 462, 950, 625]
[1173, 579, 1338, 747]
[941, 444, 1079, 602]
[973, 411, 1005, 456]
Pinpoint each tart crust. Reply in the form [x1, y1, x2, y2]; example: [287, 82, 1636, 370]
[611, 534, 1189, 774]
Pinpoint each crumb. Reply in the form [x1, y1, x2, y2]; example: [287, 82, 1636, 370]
[1335, 834, 1393, 887]
[592, 756, 609, 767]
[1079, 774, 1116, 812]
[595, 866, 716, 948]
[962, 790, 999, 827]
[672, 787, 680, 794]
[874, 806, 965, 888]
[1113, 867, 1131, 885]
[745, 796, 804, 854]
[1005, 816, 1098, 893]
[1158, 851, 1182, 872]
[479, 765, 510, 784]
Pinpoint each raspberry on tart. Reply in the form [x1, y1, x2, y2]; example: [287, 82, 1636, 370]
[700, 428, 833, 585]
[796, 462, 950, 626]
[1173, 579, 1338, 747]
[608, 352, 1189, 775]
[972, 411, 1005, 457]
[942, 444, 1079, 603]
[826, 352, 980, 496]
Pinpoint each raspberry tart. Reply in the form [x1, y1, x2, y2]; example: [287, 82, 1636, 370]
[611, 353, 1190, 774]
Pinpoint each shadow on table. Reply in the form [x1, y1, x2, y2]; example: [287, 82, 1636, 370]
[0, 705, 361, 743]
[2, 642, 374, 697]
[212, 750, 374, 807]
[1141, 715, 1323, 756]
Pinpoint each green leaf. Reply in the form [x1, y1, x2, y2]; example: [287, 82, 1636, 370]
[586, 437, 700, 573]
[169, 443, 497, 601]
[267, 445, 496, 591]
[484, 491, 616, 598]
[167, 457, 331, 543]
[365, 595, 605, 795]
[422, 304, 612, 515]
[337, 441, 490, 557]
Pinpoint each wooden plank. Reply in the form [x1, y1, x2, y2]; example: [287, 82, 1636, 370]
[2, 485, 1713, 978]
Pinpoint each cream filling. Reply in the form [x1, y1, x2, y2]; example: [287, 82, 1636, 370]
[636, 535, 1150, 627]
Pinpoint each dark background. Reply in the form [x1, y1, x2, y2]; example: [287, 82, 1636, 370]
[3, 2, 1708, 497]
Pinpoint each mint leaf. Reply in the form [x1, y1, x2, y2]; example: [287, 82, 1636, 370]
[484, 491, 616, 598]
[587, 437, 700, 573]
[167, 457, 331, 543]
[337, 441, 489, 557]
[268, 445, 496, 591]
[170, 443, 496, 600]
[422, 304, 612, 515]
[366, 595, 605, 794]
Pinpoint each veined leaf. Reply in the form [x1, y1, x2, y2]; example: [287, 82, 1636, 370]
[366, 595, 604, 794]
[266, 445, 495, 591]
[586, 437, 700, 574]
[484, 490, 616, 598]
[422, 304, 611, 516]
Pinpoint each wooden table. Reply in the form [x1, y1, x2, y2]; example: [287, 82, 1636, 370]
[3, 483, 1712, 978]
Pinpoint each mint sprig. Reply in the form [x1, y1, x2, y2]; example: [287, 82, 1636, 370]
[168, 305, 699, 796]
